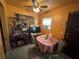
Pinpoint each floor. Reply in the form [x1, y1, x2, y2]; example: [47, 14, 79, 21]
[6, 44, 72, 59]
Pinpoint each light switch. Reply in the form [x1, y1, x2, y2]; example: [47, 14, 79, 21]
[60, 32, 63, 34]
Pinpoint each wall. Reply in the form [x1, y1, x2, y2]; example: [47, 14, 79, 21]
[39, 2, 79, 39]
[35, 13, 41, 26]
[5, 4, 38, 27]
[6, 4, 36, 17]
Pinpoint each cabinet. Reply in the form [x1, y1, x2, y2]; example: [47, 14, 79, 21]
[9, 14, 35, 48]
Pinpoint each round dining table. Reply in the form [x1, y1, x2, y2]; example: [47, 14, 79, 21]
[36, 35, 58, 53]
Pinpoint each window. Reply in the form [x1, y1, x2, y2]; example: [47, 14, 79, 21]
[42, 17, 52, 30]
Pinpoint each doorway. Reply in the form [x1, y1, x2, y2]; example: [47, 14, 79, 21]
[63, 11, 79, 59]
[0, 2, 6, 53]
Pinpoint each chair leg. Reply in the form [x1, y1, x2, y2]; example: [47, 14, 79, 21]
[44, 47, 47, 53]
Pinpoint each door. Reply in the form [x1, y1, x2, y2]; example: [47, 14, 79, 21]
[63, 11, 79, 59]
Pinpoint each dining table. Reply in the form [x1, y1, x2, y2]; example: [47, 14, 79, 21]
[36, 35, 58, 53]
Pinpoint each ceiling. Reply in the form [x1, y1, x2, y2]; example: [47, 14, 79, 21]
[6, 0, 79, 12]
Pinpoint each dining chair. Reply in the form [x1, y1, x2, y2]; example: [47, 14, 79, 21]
[53, 40, 67, 56]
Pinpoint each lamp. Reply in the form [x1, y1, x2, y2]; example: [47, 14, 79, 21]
[33, 7, 40, 13]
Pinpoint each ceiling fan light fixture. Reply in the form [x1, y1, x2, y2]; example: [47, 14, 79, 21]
[33, 7, 40, 13]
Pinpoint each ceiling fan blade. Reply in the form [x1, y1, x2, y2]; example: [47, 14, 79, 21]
[40, 5, 48, 8]
[40, 9, 48, 13]
[19, 0, 32, 2]
[24, 6, 33, 8]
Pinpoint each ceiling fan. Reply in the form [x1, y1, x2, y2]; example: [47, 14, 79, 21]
[24, 0, 48, 13]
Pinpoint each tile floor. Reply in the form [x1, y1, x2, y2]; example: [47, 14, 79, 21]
[6, 44, 72, 59]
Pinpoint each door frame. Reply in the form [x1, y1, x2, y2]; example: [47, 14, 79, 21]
[0, 2, 6, 53]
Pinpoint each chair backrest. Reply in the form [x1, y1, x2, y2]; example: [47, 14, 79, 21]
[57, 40, 66, 52]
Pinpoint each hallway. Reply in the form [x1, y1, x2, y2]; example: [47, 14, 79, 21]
[6, 44, 71, 59]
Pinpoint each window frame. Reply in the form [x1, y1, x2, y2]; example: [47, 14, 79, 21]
[42, 17, 52, 30]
